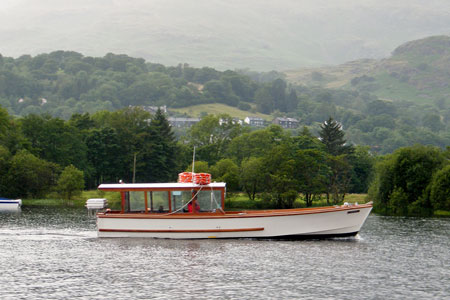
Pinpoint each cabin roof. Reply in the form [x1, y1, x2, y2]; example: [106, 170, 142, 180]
[98, 182, 226, 191]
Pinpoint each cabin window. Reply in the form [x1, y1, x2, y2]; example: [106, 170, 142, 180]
[151, 191, 169, 212]
[129, 191, 145, 212]
[197, 190, 222, 211]
[171, 191, 192, 212]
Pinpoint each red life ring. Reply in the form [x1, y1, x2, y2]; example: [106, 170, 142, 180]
[194, 173, 211, 185]
[178, 172, 211, 184]
[178, 172, 194, 183]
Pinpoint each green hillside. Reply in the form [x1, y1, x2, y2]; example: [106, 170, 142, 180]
[170, 103, 271, 121]
[286, 35, 450, 104]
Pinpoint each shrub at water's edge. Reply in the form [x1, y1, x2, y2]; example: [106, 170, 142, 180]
[369, 145, 450, 217]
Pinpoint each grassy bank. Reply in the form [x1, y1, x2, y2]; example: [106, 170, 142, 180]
[22, 190, 122, 209]
[432, 210, 450, 217]
[170, 103, 272, 120]
[225, 193, 370, 210]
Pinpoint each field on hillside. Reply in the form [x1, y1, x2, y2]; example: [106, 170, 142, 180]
[284, 59, 378, 89]
[170, 103, 272, 120]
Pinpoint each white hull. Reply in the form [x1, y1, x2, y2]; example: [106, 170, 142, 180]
[97, 204, 372, 239]
[0, 199, 22, 211]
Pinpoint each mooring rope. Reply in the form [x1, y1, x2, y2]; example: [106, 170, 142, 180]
[163, 186, 204, 215]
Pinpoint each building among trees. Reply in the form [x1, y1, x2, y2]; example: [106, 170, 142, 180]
[272, 117, 299, 129]
[244, 116, 264, 127]
[168, 117, 201, 128]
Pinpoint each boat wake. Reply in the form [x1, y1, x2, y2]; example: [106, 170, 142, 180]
[0, 228, 97, 240]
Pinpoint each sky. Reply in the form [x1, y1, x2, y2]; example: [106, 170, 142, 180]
[0, 0, 449, 71]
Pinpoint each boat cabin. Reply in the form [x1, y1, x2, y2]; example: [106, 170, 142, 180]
[98, 182, 226, 214]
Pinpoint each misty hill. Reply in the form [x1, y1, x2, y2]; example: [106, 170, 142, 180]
[0, 51, 297, 119]
[285, 35, 450, 104]
[1, 1, 450, 71]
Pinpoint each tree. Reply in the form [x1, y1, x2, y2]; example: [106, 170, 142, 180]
[292, 126, 324, 151]
[326, 155, 353, 204]
[203, 80, 238, 106]
[369, 145, 445, 215]
[189, 114, 244, 164]
[0, 106, 8, 142]
[0, 111, 28, 155]
[69, 112, 95, 131]
[255, 85, 273, 114]
[271, 78, 287, 112]
[222, 73, 256, 101]
[239, 157, 266, 201]
[0, 145, 11, 196]
[86, 127, 122, 187]
[429, 164, 450, 211]
[185, 161, 210, 173]
[319, 117, 353, 156]
[57, 164, 84, 200]
[210, 159, 239, 191]
[263, 144, 298, 208]
[286, 89, 299, 112]
[193, 67, 220, 83]
[318, 117, 354, 203]
[368, 155, 396, 214]
[19, 114, 88, 170]
[226, 125, 287, 164]
[6, 150, 58, 198]
[99, 107, 180, 184]
[365, 100, 397, 117]
[144, 108, 178, 182]
[422, 113, 444, 131]
[294, 149, 328, 207]
[392, 146, 444, 209]
[348, 146, 375, 193]
[104, 107, 153, 182]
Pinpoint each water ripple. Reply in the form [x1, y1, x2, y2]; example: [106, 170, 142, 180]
[0, 208, 448, 299]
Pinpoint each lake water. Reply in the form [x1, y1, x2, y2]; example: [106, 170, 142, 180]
[0, 207, 449, 300]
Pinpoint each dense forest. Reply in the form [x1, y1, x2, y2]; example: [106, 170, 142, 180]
[1, 105, 448, 214]
[0, 105, 372, 207]
[1, 50, 449, 154]
[0, 51, 284, 116]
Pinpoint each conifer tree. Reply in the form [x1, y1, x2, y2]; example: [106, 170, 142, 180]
[319, 117, 354, 204]
[319, 117, 352, 155]
[147, 108, 177, 182]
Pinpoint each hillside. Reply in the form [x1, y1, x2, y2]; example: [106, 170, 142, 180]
[1, 1, 450, 71]
[0, 51, 299, 119]
[0, 37, 449, 155]
[170, 103, 271, 121]
[285, 35, 450, 104]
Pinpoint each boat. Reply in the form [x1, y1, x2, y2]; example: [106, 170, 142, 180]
[0, 197, 22, 211]
[95, 172, 372, 239]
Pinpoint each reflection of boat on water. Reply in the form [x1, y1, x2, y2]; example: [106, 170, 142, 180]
[96, 173, 372, 239]
[0, 197, 22, 211]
